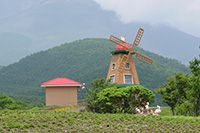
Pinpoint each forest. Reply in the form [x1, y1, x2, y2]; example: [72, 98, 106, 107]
[0, 38, 190, 105]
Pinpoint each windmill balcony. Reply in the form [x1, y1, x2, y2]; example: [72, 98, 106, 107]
[111, 48, 135, 55]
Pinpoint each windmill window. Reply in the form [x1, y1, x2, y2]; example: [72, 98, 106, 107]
[125, 62, 130, 69]
[110, 75, 115, 84]
[124, 74, 133, 84]
[112, 63, 116, 70]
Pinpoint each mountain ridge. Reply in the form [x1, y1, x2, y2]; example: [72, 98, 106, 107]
[0, 38, 190, 105]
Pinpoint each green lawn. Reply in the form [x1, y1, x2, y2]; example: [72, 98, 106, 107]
[0, 108, 199, 132]
[159, 107, 173, 116]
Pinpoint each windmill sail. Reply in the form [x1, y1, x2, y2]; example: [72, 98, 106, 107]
[118, 54, 129, 72]
[135, 52, 153, 65]
[133, 28, 144, 46]
[109, 35, 129, 49]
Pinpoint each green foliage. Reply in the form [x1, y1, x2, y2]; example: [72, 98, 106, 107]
[0, 94, 28, 110]
[0, 38, 190, 105]
[6, 100, 28, 110]
[155, 52, 200, 116]
[123, 85, 155, 106]
[0, 110, 199, 132]
[188, 55, 200, 116]
[85, 79, 155, 114]
[96, 87, 124, 113]
[85, 78, 115, 112]
[175, 100, 192, 116]
[0, 94, 14, 109]
[155, 73, 190, 115]
[189, 56, 200, 76]
[96, 86, 155, 114]
[160, 107, 173, 116]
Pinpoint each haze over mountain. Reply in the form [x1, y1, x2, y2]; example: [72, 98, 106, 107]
[0, 0, 199, 65]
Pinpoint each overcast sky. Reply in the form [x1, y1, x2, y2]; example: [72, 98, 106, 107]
[93, 0, 200, 38]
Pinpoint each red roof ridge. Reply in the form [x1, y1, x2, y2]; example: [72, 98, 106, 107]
[41, 77, 82, 87]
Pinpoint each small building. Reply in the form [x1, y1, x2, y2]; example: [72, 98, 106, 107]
[41, 77, 82, 106]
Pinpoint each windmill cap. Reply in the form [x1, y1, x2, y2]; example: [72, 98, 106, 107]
[115, 43, 130, 51]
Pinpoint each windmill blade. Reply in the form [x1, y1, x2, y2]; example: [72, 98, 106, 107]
[118, 53, 131, 72]
[134, 51, 153, 65]
[109, 35, 129, 49]
[132, 28, 144, 47]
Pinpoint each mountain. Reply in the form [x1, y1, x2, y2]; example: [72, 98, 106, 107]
[0, 32, 32, 65]
[0, 0, 199, 65]
[0, 38, 190, 105]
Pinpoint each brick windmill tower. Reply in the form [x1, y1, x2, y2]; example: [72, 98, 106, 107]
[106, 28, 153, 87]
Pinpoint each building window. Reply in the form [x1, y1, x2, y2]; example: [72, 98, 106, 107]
[110, 75, 115, 84]
[112, 63, 116, 70]
[125, 62, 130, 69]
[124, 75, 133, 84]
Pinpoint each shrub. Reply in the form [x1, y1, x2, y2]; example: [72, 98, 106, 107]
[0, 94, 15, 109]
[96, 86, 155, 113]
[0, 94, 28, 110]
[6, 100, 28, 110]
[85, 78, 115, 113]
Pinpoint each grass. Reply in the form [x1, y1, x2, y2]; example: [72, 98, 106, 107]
[159, 107, 173, 116]
[0, 107, 200, 132]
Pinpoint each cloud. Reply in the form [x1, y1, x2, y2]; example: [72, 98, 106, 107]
[93, 0, 200, 37]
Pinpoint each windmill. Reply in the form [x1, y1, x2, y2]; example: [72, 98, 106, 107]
[106, 28, 153, 86]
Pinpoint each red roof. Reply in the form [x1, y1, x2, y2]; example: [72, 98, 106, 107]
[41, 78, 82, 87]
[115, 43, 131, 51]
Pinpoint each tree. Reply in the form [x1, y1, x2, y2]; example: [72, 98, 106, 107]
[155, 73, 190, 116]
[188, 55, 200, 116]
[0, 94, 28, 110]
[155, 49, 200, 116]
[85, 78, 115, 112]
[5, 100, 28, 110]
[190, 55, 200, 76]
[0, 94, 15, 109]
